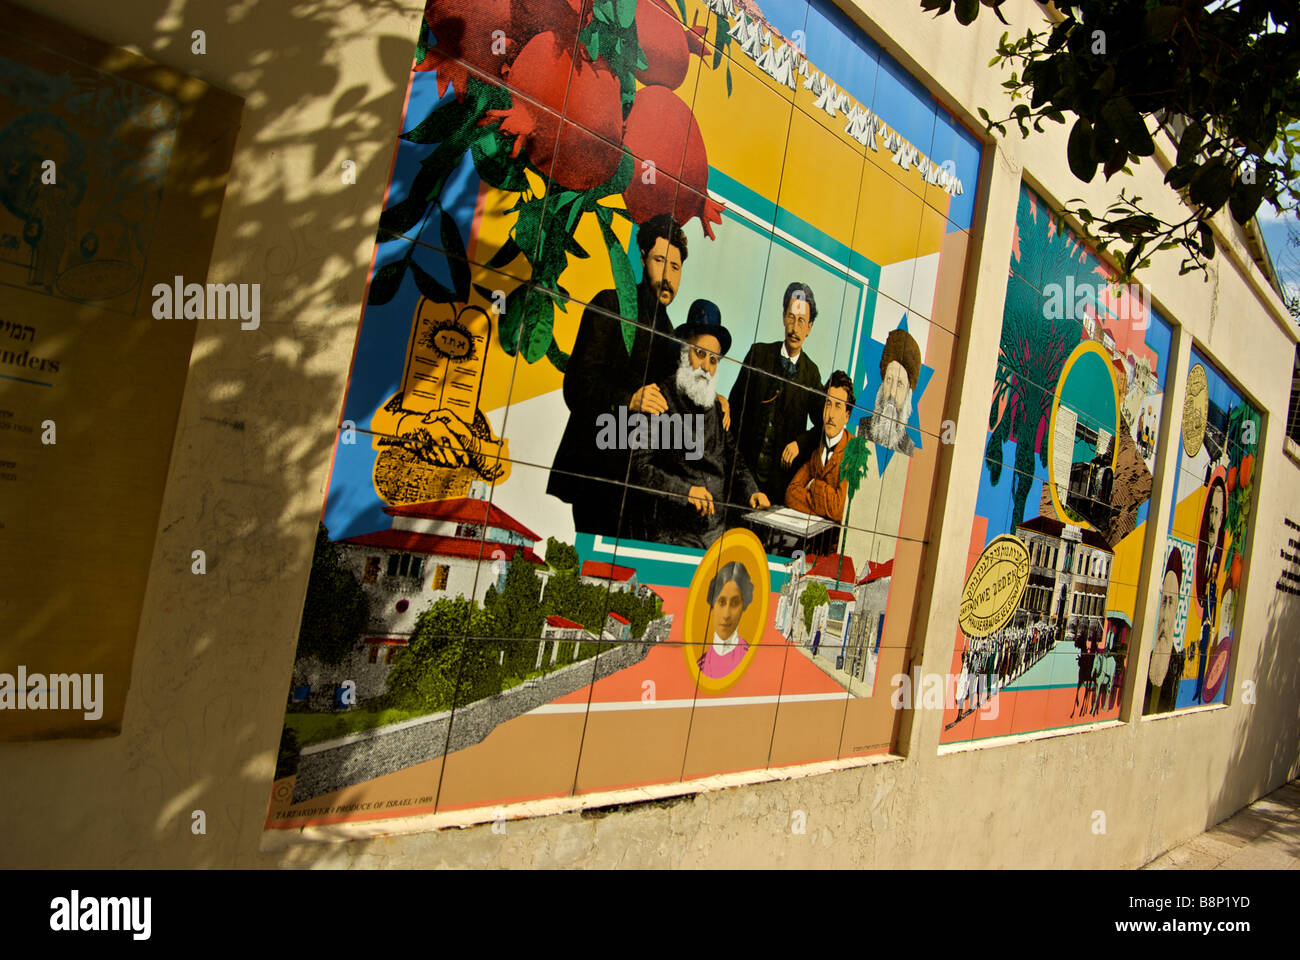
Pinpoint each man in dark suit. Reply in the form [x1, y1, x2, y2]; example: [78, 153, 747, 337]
[547, 214, 689, 536]
[728, 282, 824, 504]
[628, 300, 768, 548]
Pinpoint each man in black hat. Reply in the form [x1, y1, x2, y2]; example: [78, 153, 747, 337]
[548, 214, 691, 536]
[863, 326, 921, 456]
[628, 300, 769, 549]
[729, 282, 825, 503]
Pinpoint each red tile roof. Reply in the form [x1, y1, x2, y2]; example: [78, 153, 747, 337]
[581, 561, 637, 582]
[383, 497, 541, 543]
[606, 611, 630, 624]
[858, 559, 895, 584]
[806, 554, 855, 584]
[342, 530, 543, 565]
[827, 589, 855, 602]
[363, 637, 409, 645]
[545, 615, 584, 629]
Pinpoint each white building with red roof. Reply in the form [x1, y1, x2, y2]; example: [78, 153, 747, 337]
[338, 495, 546, 637]
[580, 561, 639, 594]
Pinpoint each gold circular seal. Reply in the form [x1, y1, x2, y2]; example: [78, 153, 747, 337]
[958, 535, 1031, 638]
[1182, 363, 1209, 458]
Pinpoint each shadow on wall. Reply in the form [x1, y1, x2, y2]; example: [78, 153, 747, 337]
[1206, 584, 1300, 833]
[0, 0, 434, 868]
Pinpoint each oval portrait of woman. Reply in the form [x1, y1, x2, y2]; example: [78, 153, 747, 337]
[682, 528, 771, 694]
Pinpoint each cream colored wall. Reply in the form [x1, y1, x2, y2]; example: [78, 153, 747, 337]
[3, 0, 1296, 869]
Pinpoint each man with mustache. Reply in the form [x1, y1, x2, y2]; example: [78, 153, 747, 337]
[863, 328, 920, 456]
[784, 370, 855, 523]
[629, 300, 769, 548]
[1145, 549, 1185, 714]
[548, 214, 690, 536]
[729, 282, 825, 504]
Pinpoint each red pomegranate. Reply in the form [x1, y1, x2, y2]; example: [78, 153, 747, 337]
[480, 32, 623, 191]
[419, 0, 515, 99]
[1240, 454, 1254, 489]
[1226, 465, 1237, 493]
[635, 0, 690, 90]
[621, 84, 724, 238]
[1229, 553, 1242, 590]
[509, 0, 588, 48]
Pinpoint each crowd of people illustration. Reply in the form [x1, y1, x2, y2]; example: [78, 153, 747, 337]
[951, 618, 1124, 725]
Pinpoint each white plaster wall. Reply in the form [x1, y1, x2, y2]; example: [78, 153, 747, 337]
[1, 0, 1296, 869]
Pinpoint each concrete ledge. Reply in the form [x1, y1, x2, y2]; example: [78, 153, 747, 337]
[260, 751, 904, 852]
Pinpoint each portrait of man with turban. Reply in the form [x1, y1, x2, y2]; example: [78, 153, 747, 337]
[863, 327, 921, 456]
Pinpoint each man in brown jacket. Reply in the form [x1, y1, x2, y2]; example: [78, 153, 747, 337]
[784, 370, 855, 523]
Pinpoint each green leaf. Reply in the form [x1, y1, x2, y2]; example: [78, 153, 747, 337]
[512, 197, 547, 262]
[1068, 117, 1098, 182]
[471, 133, 530, 192]
[954, 0, 979, 25]
[546, 340, 570, 373]
[486, 238, 522, 271]
[596, 207, 638, 355]
[520, 288, 557, 363]
[409, 260, 457, 304]
[439, 210, 471, 298]
[499, 285, 530, 355]
[614, 0, 637, 29]
[675, 0, 687, 20]
[401, 98, 469, 145]
[367, 261, 407, 306]
[1100, 97, 1154, 157]
[1143, 6, 1180, 41]
[1198, 222, 1216, 258]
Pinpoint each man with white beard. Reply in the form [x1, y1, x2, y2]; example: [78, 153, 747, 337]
[863, 328, 921, 456]
[629, 300, 770, 548]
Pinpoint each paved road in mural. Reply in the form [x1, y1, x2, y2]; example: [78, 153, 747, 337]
[266, 0, 985, 828]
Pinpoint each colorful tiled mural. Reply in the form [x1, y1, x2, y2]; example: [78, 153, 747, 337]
[266, 0, 984, 827]
[941, 184, 1175, 745]
[1145, 350, 1260, 715]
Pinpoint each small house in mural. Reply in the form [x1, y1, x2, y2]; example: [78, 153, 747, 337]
[580, 561, 639, 594]
[338, 493, 547, 636]
[537, 615, 597, 668]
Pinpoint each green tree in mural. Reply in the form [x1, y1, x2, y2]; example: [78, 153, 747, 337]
[801, 581, 831, 634]
[987, 199, 1089, 525]
[296, 524, 370, 666]
[544, 537, 579, 573]
[381, 597, 497, 713]
[484, 553, 545, 639]
[838, 426, 874, 557]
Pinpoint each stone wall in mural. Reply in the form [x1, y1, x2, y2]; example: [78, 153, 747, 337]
[265, 0, 985, 827]
[1145, 351, 1259, 714]
[942, 183, 1175, 745]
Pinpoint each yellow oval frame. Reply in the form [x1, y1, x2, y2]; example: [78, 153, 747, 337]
[1047, 341, 1120, 530]
[682, 528, 772, 694]
[958, 534, 1031, 638]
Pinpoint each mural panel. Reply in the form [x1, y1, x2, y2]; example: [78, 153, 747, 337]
[1144, 349, 1260, 714]
[266, 0, 984, 829]
[941, 183, 1175, 745]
